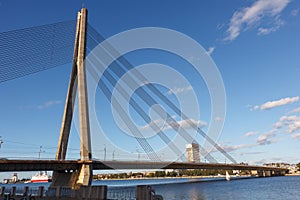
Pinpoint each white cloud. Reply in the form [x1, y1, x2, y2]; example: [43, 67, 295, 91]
[163, 118, 207, 131]
[277, 115, 300, 133]
[244, 131, 259, 137]
[257, 17, 285, 35]
[261, 96, 299, 110]
[221, 143, 256, 152]
[292, 133, 300, 140]
[257, 27, 273, 35]
[248, 159, 268, 165]
[239, 151, 264, 156]
[206, 46, 215, 56]
[140, 119, 165, 131]
[167, 86, 193, 95]
[225, 0, 290, 41]
[291, 9, 299, 16]
[288, 106, 300, 114]
[249, 157, 286, 165]
[140, 118, 207, 132]
[252, 105, 260, 110]
[252, 96, 299, 110]
[37, 100, 62, 109]
[286, 117, 300, 133]
[256, 133, 276, 145]
[216, 129, 278, 154]
[214, 117, 224, 122]
[273, 121, 283, 129]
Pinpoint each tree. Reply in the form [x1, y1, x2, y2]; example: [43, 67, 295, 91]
[154, 171, 165, 177]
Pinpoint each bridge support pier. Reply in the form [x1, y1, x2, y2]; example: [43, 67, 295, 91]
[76, 164, 93, 187]
[273, 170, 286, 176]
[52, 7, 92, 189]
[51, 170, 80, 189]
[257, 170, 272, 177]
[264, 170, 271, 177]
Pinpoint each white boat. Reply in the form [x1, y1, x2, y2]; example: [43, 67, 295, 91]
[31, 172, 52, 183]
[226, 171, 231, 181]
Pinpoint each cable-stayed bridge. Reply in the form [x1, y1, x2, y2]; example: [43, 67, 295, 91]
[0, 159, 286, 173]
[0, 8, 286, 190]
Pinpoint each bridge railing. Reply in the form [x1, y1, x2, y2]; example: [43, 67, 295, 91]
[107, 186, 136, 200]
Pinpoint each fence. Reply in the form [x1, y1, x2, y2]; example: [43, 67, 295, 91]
[0, 185, 163, 200]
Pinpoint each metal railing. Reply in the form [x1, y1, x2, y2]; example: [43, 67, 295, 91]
[107, 187, 136, 200]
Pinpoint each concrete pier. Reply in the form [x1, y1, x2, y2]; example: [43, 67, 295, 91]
[256, 169, 286, 177]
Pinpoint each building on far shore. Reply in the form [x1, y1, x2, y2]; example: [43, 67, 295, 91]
[263, 162, 299, 174]
[186, 143, 200, 163]
[2, 173, 18, 184]
[12, 173, 18, 183]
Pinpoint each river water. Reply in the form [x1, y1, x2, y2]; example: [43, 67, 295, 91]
[150, 176, 300, 200]
[1, 176, 299, 199]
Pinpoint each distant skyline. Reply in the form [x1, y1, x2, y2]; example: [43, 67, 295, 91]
[0, 0, 300, 179]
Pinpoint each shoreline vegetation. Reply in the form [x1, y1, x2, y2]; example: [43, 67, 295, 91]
[285, 173, 300, 176]
[93, 171, 300, 181]
[93, 169, 246, 180]
[93, 162, 300, 180]
[94, 173, 300, 182]
[94, 174, 252, 181]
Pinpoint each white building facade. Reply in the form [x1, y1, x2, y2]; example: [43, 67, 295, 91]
[186, 143, 200, 163]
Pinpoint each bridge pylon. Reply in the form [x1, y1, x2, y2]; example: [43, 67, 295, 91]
[51, 7, 92, 189]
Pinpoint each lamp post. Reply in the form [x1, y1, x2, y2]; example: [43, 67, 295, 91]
[38, 146, 45, 159]
[104, 144, 106, 161]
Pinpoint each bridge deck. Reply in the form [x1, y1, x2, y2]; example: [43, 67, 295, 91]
[0, 160, 285, 172]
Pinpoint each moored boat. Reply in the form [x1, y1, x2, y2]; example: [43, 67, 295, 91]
[31, 172, 52, 183]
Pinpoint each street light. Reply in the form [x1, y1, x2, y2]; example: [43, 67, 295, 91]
[38, 146, 45, 159]
[136, 147, 141, 161]
[104, 144, 106, 161]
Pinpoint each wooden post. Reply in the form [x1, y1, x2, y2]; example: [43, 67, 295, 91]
[0, 186, 5, 197]
[11, 186, 16, 196]
[23, 186, 29, 196]
[37, 186, 44, 197]
[55, 186, 61, 197]
[91, 186, 107, 200]
[136, 185, 152, 200]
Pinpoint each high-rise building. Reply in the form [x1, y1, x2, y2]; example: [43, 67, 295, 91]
[186, 143, 200, 163]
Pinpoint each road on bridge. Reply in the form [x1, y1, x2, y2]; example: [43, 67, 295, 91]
[0, 159, 286, 172]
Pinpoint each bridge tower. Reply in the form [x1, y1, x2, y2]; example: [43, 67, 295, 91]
[51, 8, 92, 189]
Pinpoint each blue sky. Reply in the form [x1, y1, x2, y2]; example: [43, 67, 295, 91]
[0, 0, 300, 179]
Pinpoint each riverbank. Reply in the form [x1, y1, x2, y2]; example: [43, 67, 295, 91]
[95, 174, 253, 181]
[285, 173, 300, 176]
